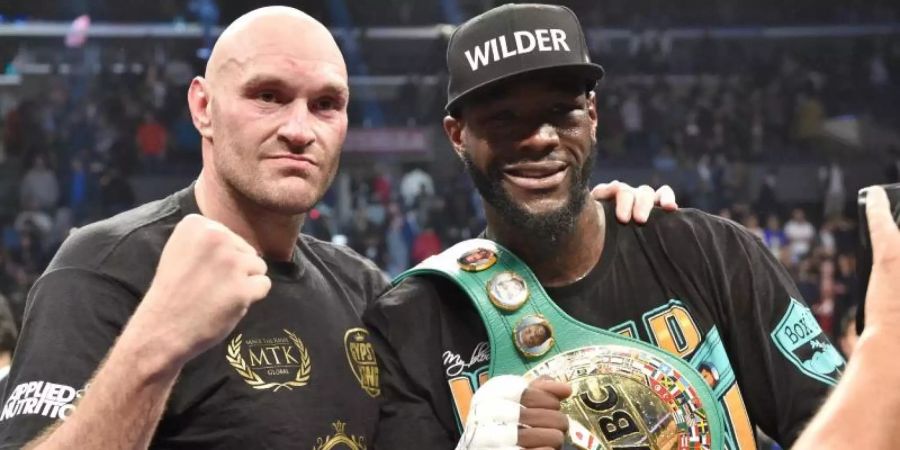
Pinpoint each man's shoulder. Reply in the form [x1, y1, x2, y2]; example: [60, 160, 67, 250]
[368, 272, 465, 317]
[643, 207, 756, 244]
[300, 234, 384, 276]
[614, 206, 765, 267]
[299, 235, 391, 304]
[46, 191, 185, 287]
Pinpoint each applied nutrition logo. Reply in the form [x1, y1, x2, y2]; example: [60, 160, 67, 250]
[1, 381, 84, 421]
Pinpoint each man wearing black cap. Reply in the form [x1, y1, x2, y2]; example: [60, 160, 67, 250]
[365, 4, 840, 449]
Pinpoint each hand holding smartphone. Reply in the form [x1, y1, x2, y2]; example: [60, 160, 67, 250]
[856, 183, 900, 333]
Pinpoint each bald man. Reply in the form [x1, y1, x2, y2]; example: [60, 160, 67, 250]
[0, 7, 388, 449]
[0, 6, 672, 449]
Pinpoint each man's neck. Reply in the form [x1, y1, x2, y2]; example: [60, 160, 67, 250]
[194, 170, 304, 261]
[486, 197, 605, 287]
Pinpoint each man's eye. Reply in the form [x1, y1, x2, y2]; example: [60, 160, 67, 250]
[313, 97, 342, 111]
[314, 98, 336, 111]
[258, 91, 278, 103]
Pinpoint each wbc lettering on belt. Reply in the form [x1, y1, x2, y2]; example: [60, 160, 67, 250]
[464, 28, 571, 71]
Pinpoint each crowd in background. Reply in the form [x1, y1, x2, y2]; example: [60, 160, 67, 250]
[0, 113, 881, 357]
[2, 34, 898, 340]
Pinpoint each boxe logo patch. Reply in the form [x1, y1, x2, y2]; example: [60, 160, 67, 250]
[771, 298, 845, 385]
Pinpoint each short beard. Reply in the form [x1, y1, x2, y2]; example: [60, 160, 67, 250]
[462, 149, 595, 246]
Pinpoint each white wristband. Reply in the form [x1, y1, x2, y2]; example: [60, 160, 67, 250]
[455, 375, 528, 450]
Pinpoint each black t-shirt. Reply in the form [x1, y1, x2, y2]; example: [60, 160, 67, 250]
[364, 201, 842, 450]
[0, 186, 390, 449]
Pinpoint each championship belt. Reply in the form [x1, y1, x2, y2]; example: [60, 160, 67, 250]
[395, 239, 725, 450]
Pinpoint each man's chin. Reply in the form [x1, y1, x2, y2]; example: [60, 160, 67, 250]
[251, 183, 320, 216]
[507, 195, 571, 218]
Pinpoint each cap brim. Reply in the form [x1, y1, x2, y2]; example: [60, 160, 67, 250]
[446, 62, 605, 113]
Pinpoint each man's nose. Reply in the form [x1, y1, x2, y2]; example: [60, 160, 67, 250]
[516, 122, 560, 154]
[277, 102, 316, 150]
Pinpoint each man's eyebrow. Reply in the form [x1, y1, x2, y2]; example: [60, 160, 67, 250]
[240, 75, 349, 99]
[240, 74, 291, 90]
[317, 82, 350, 98]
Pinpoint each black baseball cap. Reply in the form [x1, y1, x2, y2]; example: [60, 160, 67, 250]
[445, 3, 605, 114]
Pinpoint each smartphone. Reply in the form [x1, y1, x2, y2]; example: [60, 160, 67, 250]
[856, 183, 900, 333]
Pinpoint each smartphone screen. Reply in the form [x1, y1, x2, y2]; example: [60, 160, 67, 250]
[856, 183, 900, 333]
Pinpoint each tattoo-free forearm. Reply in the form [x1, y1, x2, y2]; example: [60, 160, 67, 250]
[25, 318, 184, 450]
[793, 330, 900, 450]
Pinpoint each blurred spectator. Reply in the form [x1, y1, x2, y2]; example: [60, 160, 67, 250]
[136, 112, 169, 172]
[818, 219, 838, 256]
[819, 161, 846, 219]
[384, 203, 411, 277]
[755, 170, 779, 219]
[813, 259, 837, 335]
[762, 214, 787, 256]
[742, 214, 765, 241]
[19, 155, 59, 212]
[693, 154, 716, 212]
[784, 208, 816, 262]
[13, 207, 53, 246]
[411, 224, 442, 264]
[371, 169, 393, 206]
[651, 143, 678, 173]
[620, 90, 644, 153]
[400, 164, 435, 208]
[66, 158, 90, 222]
[791, 90, 825, 148]
[869, 52, 890, 89]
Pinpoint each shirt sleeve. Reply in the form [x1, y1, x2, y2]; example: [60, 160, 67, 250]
[0, 268, 138, 448]
[709, 220, 843, 446]
[364, 277, 461, 450]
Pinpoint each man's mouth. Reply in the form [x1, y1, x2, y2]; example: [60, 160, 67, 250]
[502, 161, 568, 191]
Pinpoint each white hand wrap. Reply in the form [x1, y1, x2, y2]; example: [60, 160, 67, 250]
[455, 375, 528, 450]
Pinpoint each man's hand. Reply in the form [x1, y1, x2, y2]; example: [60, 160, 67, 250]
[591, 180, 678, 224]
[517, 378, 571, 450]
[792, 185, 900, 449]
[862, 186, 900, 337]
[456, 375, 571, 450]
[134, 214, 271, 366]
[27, 215, 271, 450]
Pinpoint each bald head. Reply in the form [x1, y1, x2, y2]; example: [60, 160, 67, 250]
[186, 5, 352, 228]
[206, 6, 345, 81]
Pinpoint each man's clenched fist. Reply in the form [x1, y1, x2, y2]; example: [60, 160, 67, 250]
[456, 375, 571, 450]
[135, 214, 271, 366]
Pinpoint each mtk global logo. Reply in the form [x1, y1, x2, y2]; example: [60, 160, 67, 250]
[226, 329, 311, 391]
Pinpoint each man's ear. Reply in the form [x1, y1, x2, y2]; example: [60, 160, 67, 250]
[188, 76, 214, 140]
[443, 114, 466, 162]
